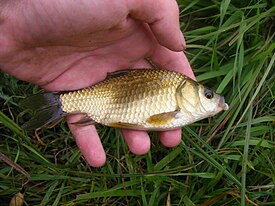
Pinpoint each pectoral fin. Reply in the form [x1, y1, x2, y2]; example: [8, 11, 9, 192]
[146, 111, 180, 126]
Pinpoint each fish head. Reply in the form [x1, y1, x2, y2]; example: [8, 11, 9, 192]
[176, 79, 229, 119]
[197, 85, 229, 114]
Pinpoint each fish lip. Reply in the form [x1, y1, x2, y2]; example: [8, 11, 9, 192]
[219, 96, 229, 111]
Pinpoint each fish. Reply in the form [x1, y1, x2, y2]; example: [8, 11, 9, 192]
[20, 68, 229, 131]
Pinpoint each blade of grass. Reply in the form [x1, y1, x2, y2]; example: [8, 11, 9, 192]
[182, 127, 241, 186]
[236, 52, 275, 126]
[154, 147, 182, 171]
[41, 180, 59, 206]
[241, 97, 253, 206]
[52, 181, 65, 206]
[218, 55, 268, 148]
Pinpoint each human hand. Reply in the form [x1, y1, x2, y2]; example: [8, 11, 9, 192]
[0, 0, 195, 167]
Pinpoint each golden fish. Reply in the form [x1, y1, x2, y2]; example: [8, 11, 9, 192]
[21, 69, 229, 130]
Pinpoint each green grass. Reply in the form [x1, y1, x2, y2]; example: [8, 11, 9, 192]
[1, 0, 274, 205]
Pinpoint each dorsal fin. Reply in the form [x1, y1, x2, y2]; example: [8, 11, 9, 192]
[145, 57, 158, 69]
[106, 69, 132, 79]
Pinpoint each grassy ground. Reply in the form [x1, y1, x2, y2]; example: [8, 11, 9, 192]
[1, 0, 274, 205]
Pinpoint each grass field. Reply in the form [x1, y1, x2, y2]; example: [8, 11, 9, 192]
[1, 0, 274, 205]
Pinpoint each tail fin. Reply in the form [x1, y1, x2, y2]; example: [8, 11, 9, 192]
[20, 93, 66, 130]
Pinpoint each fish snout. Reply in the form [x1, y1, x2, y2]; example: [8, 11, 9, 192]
[219, 96, 229, 111]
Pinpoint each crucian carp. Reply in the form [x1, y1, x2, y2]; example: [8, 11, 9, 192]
[21, 69, 229, 131]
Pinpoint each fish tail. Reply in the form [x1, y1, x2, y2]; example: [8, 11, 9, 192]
[20, 92, 66, 130]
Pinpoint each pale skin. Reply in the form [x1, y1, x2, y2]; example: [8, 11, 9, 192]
[0, 0, 195, 167]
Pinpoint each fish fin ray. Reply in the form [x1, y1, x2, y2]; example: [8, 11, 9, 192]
[71, 116, 96, 126]
[145, 57, 158, 69]
[20, 93, 65, 130]
[109, 122, 145, 130]
[106, 69, 132, 79]
[46, 118, 64, 128]
[146, 110, 180, 126]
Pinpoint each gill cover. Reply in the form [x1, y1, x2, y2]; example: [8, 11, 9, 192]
[176, 78, 200, 111]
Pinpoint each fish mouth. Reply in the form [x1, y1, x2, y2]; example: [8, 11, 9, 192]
[219, 96, 229, 111]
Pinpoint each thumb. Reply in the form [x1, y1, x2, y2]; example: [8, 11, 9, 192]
[128, 0, 185, 52]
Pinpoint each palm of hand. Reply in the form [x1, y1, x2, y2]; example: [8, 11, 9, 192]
[0, 0, 194, 167]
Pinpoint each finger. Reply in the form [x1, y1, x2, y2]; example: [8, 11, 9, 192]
[67, 114, 106, 167]
[129, 0, 185, 51]
[121, 129, 151, 155]
[159, 129, 182, 147]
[150, 45, 196, 80]
[131, 58, 151, 68]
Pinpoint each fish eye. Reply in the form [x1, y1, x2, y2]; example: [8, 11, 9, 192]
[204, 88, 214, 99]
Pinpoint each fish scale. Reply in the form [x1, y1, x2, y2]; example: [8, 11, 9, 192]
[60, 69, 183, 129]
[21, 68, 228, 131]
